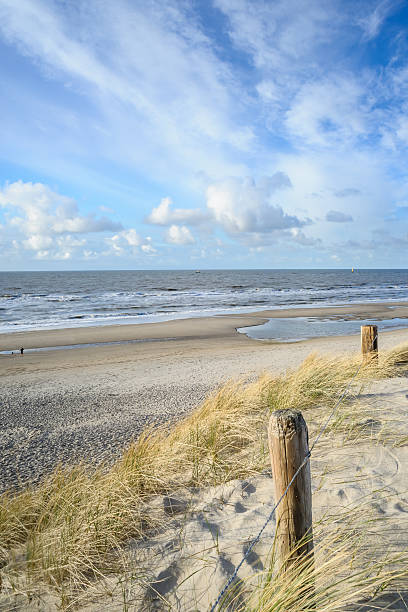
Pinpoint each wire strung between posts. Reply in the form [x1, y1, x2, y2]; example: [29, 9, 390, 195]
[309, 334, 377, 454]
[209, 335, 377, 612]
[209, 453, 311, 612]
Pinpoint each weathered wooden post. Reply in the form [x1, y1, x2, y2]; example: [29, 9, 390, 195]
[268, 409, 313, 571]
[361, 324, 378, 361]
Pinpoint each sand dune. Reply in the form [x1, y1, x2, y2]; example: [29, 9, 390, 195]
[1, 311, 408, 609]
[74, 378, 408, 611]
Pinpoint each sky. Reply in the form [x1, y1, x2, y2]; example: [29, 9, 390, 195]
[1, 0, 408, 270]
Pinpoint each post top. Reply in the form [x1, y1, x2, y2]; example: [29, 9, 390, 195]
[269, 409, 307, 438]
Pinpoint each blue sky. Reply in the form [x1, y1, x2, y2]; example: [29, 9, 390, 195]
[1, 0, 408, 270]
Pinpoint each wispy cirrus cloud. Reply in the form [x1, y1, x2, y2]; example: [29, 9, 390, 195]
[0, 0, 408, 268]
[356, 0, 401, 40]
[0, 0, 253, 184]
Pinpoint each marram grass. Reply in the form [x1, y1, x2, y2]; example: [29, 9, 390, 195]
[1, 343, 408, 609]
[237, 503, 408, 612]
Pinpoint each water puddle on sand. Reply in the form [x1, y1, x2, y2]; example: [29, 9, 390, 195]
[238, 316, 408, 342]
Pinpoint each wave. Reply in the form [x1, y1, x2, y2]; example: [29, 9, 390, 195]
[2, 269, 408, 333]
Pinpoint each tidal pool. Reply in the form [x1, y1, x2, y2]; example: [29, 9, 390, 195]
[238, 316, 408, 342]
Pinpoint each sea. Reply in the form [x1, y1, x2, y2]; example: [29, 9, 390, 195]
[1, 269, 408, 342]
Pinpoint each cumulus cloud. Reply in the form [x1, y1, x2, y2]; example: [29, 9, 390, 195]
[0, 181, 122, 238]
[23, 234, 53, 251]
[290, 228, 322, 246]
[143, 173, 312, 249]
[1, 1, 406, 268]
[205, 175, 303, 234]
[165, 225, 195, 245]
[119, 228, 143, 246]
[326, 210, 354, 222]
[108, 230, 156, 254]
[146, 197, 209, 226]
[0, 180, 158, 261]
[141, 243, 156, 254]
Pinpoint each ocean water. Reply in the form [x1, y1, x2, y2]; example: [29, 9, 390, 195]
[1, 269, 408, 334]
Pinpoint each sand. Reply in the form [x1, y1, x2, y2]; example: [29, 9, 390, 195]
[2, 304, 408, 493]
[78, 378, 408, 610]
[2, 300, 408, 351]
[3, 378, 408, 610]
[1, 305, 408, 609]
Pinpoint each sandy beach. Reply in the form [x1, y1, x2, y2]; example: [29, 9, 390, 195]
[2, 302, 408, 493]
[2, 303, 408, 610]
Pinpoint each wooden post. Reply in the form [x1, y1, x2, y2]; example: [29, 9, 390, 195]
[361, 325, 378, 361]
[268, 409, 313, 570]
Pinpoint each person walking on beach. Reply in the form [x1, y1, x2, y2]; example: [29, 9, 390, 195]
[20, 347, 24, 355]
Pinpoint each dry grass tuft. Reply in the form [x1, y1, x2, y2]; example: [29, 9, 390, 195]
[1, 342, 408, 608]
[238, 504, 408, 612]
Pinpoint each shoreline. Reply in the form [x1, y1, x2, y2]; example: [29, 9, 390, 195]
[2, 300, 408, 351]
[2, 300, 408, 494]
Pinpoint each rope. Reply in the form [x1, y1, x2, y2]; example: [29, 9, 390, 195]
[209, 334, 378, 611]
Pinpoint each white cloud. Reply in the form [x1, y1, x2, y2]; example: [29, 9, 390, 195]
[215, 0, 401, 154]
[289, 228, 322, 246]
[146, 197, 208, 226]
[0, 180, 162, 261]
[0, 0, 253, 184]
[285, 76, 369, 147]
[215, 0, 339, 72]
[205, 175, 303, 234]
[36, 250, 51, 259]
[141, 243, 156, 254]
[23, 234, 53, 251]
[165, 224, 195, 245]
[108, 229, 156, 254]
[275, 149, 395, 233]
[0, 181, 121, 237]
[120, 228, 143, 246]
[0, 1, 408, 268]
[143, 173, 314, 248]
[356, 0, 398, 40]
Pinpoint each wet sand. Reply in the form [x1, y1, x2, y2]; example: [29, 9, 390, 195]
[2, 300, 408, 351]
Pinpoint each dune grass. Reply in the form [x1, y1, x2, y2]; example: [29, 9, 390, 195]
[1, 343, 408, 609]
[238, 503, 408, 612]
